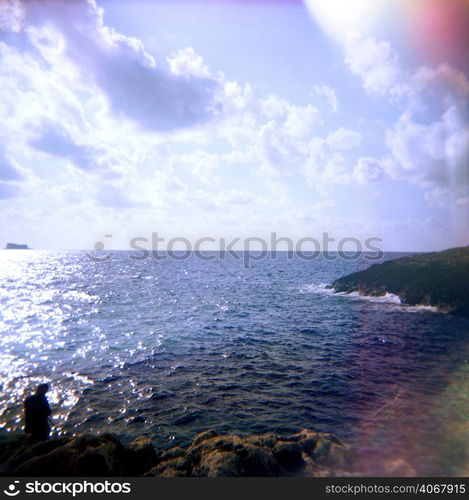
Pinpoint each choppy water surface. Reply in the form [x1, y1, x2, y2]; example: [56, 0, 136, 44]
[0, 251, 468, 475]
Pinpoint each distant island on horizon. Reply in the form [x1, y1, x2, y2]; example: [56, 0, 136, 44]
[5, 243, 29, 250]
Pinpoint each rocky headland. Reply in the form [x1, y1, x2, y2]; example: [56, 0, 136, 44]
[332, 246, 469, 317]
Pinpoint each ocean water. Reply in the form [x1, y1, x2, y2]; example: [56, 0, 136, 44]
[0, 250, 468, 475]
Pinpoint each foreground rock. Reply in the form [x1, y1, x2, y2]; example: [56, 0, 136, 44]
[146, 429, 356, 477]
[332, 246, 469, 317]
[0, 429, 357, 477]
[0, 432, 157, 477]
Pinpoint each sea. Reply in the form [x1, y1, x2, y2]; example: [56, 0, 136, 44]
[0, 250, 468, 476]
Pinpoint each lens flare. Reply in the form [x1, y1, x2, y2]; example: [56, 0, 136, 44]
[305, 0, 469, 70]
[304, 0, 391, 42]
[407, 0, 469, 68]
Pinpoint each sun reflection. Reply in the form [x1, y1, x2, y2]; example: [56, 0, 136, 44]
[0, 251, 100, 433]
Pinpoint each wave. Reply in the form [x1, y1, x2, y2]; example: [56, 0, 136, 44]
[301, 283, 439, 312]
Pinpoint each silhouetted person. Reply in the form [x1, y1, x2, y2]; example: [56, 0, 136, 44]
[24, 383, 51, 442]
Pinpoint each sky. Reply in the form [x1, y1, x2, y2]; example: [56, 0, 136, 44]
[0, 0, 468, 251]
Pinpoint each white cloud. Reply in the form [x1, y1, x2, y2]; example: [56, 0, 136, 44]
[259, 95, 289, 120]
[0, 181, 20, 199]
[29, 119, 110, 171]
[345, 33, 469, 205]
[353, 157, 384, 184]
[322, 154, 351, 186]
[0, 0, 262, 224]
[284, 104, 320, 138]
[0, 0, 24, 33]
[220, 80, 253, 115]
[344, 32, 400, 96]
[299, 127, 362, 189]
[96, 184, 152, 209]
[326, 127, 361, 150]
[0, 149, 23, 181]
[167, 48, 211, 78]
[258, 95, 320, 139]
[7, 0, 224, 132]
[312, 85, 339, 112]
[385, 105, 469, 204]
[177, 151, 222, 186]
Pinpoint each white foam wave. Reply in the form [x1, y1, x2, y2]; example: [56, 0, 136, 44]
[301, 283, 440, 313]
[401, 304, 439, 313]
[345, 291, 402, 304]
[299, 283, 336, 295]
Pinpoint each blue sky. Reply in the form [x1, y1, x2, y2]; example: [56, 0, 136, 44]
[0, 0, 468, 251]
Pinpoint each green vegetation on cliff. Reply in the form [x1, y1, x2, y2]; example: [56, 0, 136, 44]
[332, 247, 469, 317]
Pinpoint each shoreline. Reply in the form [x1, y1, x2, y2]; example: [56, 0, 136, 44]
[0, 427, 370, 477]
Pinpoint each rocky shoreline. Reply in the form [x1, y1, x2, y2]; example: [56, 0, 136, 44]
[332, 247, 469, 317]
[0, 428, 362, 477]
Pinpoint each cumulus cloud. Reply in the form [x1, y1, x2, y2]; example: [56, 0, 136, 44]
[385, 107, 469, 203]
[167, 48, 212, 79]
[298, 128, 363, 189]
[312, 85, 339, 112]
[29, 120, 109, 171]
[258, 120, 303, 172]
[0, 148, 23, 200]
[344, 33, 400, 95]
[244, 95, 367, 185]
[326, 127, 361, 151]
[258, 95, 321, 138]
[346, 33, 469, 205]
[4, 0, 223, 132]
[259, 95, 289, 120]
[384, 69, 469, 204]
[0, 149, 23, 180]
[283, 104, 320, 138]
[96, 184, 152, 209]
[0, 0, 246, 218]
[0, 0, 24, 34]
[0, 181, 19, 199]
[182, 152, 221, 186]
[353, 157, 384, 184]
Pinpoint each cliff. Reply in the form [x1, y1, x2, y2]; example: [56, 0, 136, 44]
[332, 246, 469, 317]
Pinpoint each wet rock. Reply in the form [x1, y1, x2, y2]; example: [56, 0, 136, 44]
[16, 434, 123, 476]
[193, 450, 241, 477]
[0, 433, 69, 475]
[127, 436, 159, 475]
[0, 431, 158, 477]
[272, 441, 303, 469]
[191, 429, 218, 446]
[150, 428, 356, 477]
[0, 428, 357, 477]
[158, 446, 186, 461]
[146, 456, 190, 477]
